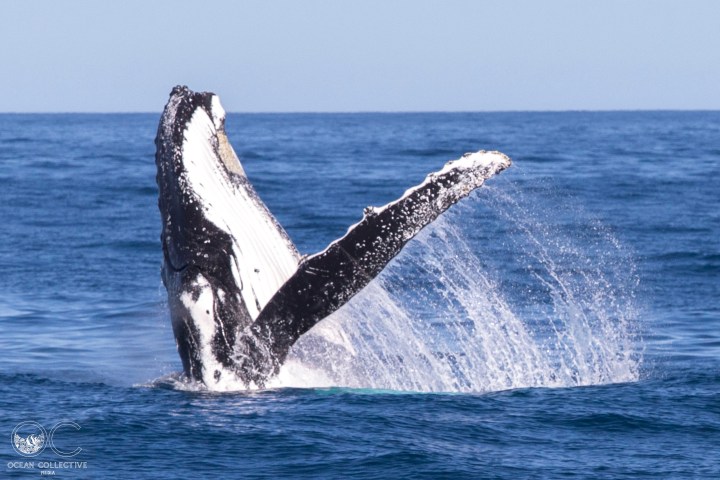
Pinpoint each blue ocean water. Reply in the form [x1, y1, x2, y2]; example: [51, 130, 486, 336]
[1, 111, 718, 478]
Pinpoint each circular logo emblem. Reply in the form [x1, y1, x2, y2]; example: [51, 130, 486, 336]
[11, 421, 47, 457]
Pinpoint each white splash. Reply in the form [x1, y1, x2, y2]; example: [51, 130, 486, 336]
[269, 186, 642, 393]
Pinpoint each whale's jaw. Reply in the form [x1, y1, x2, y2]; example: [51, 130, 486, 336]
[155, 86, 511, 390]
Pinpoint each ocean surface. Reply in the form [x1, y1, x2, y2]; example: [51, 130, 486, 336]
[1, 111, 718, 478]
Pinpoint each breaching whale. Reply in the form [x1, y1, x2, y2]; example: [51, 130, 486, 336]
[155, 86, 511, 390]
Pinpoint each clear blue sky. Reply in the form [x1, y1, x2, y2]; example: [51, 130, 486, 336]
[1, 0, 718, 112]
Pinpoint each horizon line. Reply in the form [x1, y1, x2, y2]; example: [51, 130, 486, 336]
[1, 108, 719, 115]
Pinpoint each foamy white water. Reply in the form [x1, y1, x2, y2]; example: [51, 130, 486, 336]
[271, 185, 642, 392]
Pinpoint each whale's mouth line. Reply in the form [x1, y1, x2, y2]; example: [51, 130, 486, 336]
[155, 85, 512, 390]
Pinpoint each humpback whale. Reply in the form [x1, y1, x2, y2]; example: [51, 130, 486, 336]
[155, 86, 511, 390]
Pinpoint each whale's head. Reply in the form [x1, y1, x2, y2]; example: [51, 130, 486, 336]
[154, 86, 252, 386]
[155, 86, 244, 281]
[154, 86, 301, 388]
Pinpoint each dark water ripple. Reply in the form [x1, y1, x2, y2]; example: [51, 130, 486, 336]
[1, 370, 718, 479]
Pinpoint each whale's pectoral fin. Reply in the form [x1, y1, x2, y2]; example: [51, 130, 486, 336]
[236, 151, 511, 384]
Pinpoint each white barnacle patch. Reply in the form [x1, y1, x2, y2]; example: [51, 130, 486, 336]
[364, 206, 379, 217]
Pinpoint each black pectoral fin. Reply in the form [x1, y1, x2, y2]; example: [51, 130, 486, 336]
[243, 151, 512, 379]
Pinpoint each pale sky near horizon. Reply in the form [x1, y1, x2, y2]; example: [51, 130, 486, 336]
[1, 0, 718, 112]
